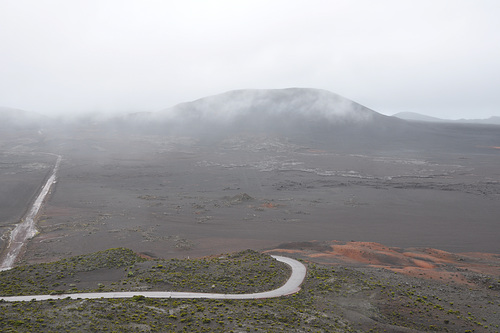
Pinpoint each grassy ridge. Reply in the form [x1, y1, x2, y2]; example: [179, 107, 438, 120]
[0, 248, 289, 296]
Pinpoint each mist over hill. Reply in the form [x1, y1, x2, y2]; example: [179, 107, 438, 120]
[112, 88, 416, 151]
[2, 88, 499, 153]
[161, 88, 379, 123]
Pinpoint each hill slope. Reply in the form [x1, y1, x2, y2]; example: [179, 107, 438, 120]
[392, 111, 448, 123]
[0, 107, 52, 129]
[119, 88, 409, 151]
[161, 88, 380, 122]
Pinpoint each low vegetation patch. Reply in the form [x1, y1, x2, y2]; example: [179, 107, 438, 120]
[1, 249, 499, 332]
[0, 248, 289, 296]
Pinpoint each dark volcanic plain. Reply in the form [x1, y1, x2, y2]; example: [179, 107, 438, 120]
[1, 120, 498, 262]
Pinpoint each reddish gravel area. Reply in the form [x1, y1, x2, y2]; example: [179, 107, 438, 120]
[267, 240, 500, 285]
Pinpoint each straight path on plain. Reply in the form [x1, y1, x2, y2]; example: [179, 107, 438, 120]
[0, 153, 62, 271]
[0, 255, 307, 302]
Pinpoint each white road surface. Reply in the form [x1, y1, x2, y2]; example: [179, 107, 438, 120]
[0, 255, 306, 302]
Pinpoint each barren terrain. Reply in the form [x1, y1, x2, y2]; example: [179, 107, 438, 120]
[10, 129, 498, 265]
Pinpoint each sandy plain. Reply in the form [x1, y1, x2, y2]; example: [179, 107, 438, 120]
[0, 126, 495, 266]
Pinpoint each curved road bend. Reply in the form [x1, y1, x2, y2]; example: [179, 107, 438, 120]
[0, 256, 306, 302]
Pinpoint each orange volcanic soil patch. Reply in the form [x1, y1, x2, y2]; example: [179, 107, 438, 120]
[402, 249, 455, 264]
[390, 266, 471, 284]
[329, 242, 418, 267]
[268, 240, 500, 285]
[456, 252, 500, 276]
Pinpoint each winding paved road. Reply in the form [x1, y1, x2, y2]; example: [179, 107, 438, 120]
[0, 255, 306, 302]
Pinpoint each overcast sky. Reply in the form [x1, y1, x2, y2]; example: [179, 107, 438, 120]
[1, 0, 499, 119]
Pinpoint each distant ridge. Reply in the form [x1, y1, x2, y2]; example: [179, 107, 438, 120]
[393, 111, 500, 125]
[456, 116, 500, 125]
[392, 112, 447, 123]
[0, 107, 52, 129]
